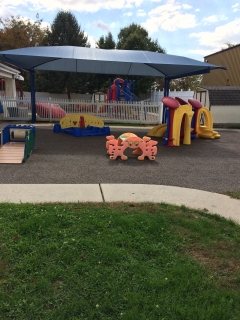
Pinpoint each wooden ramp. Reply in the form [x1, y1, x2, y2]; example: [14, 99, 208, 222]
[0, 142, 25, 164]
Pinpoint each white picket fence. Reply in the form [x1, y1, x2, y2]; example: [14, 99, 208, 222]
[1, 97, 162, 124]
[150, 89, 194, 103]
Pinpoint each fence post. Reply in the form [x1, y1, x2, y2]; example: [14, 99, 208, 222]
[140, 101, 144, 124]
[96, 101, 99, 115]
[49, 97, 52, 122]
[158, 102, 162, 124]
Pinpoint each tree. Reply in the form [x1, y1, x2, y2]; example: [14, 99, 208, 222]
[0, 15, 47, 91]
[153, 75, 202, 91]
[170, 75, 202, 91]
[116, 23, 166, 96]
[0, 15, 47, 51]
[116, 23, 165, 53]
[221, 42, 237, 50]
[37, 11, 90, 98]
[45, 11, 88, 47]
[95, 32, 116, 92]
[96, 32, 116, 49]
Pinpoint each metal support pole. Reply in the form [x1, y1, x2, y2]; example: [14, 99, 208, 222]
[49, 97, 52, 122]
[30, 69, 36, 123]
[162, 78, 171, 123]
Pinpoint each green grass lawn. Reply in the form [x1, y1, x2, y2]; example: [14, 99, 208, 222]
[225, 191, 240, 200]
[1, 202, 240, 320]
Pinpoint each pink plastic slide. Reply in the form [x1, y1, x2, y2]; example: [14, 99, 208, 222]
[36, 102, 66, 119]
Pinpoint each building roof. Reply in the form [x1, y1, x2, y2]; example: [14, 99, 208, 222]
[0, 62, 24, 80]
[204, 44, 240, 58]
[0, 46, 226, 80]
[198, 86, 240, 106]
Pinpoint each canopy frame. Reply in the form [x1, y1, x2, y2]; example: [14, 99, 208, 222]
[0, 46, 226, 123]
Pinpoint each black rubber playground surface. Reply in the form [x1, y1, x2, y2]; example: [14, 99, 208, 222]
[0, 125, 240, 194]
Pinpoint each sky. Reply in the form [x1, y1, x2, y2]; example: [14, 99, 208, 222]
[0, 0, 240, 61]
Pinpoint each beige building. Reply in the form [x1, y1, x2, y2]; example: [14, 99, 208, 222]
[0, 63, 24, 98]
[202, 44, 240, 86]
[194, 86, 240, 125]
[198, 45, 240, 125]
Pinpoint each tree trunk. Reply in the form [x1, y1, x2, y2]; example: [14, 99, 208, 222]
[67, 89, 71, 100]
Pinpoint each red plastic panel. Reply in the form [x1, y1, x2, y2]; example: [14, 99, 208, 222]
[188, 98, 203, 109]
[162, 97, 179, 109]
[175, 97, 188, 105]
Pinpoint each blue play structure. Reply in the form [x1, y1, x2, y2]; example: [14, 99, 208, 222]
[107, 78, 140, 102]
[53, 124, 110, 137]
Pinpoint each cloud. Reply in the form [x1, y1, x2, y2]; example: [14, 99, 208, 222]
[232, 3, 239, 12]
[0, 9, 51, 30]
[182, 4, 191, 9]
[137, 9, 146, 16]
[142, 0, 197, 33]
[41, 21, 51, 30]
[190, 18, 240, 49]
[91, 20, 112, 32]
[87, 35, 97, 48]
[195, 8, 200, 12]
[124, 3, 133, 8]
[0, 5, 15, 19]
[123, 12, 133, 16]
[0, 0, 144, 14]
[201, 14, 228, 25]
[26, 17, 50, 30]
[188, 49, 218, 57]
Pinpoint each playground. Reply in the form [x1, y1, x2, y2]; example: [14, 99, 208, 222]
[0, 123, 239, 194]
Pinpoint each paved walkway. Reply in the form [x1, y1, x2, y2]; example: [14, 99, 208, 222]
[1, 124, 240, 224]
[1, 126, 240, 194]
[1, 184, 240, 224]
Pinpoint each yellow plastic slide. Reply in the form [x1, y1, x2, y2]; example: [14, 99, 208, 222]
[147, 123, 167, 137]
[197, 127, 220, 139]
[196, 108, 220, 139]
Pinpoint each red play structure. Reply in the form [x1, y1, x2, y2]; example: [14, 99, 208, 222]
[106, 78, 138, 102]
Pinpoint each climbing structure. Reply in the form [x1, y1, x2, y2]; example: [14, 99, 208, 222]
[147, 97, 220, 146]
[106, 78, 138, 102]
[188, 98, 220, 139]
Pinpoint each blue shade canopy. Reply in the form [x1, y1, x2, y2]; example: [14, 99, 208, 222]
[0, 46, 226, 79]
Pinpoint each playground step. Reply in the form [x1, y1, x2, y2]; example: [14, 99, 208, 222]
[0, 142, 25, 164]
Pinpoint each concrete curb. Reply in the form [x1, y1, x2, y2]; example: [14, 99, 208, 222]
[0, 184, 103, 203]
[0, 184, 239, 224]
[101, 184, 240, 223]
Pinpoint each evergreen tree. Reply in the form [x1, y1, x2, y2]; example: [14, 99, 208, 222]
[36, 11, 90, 98]
[46, 11, 88, 46]
[116, 23, 166, 96]
[96, 32, 116, 49]
[116, 23, 165, 53]
[95, 32, 116, 92]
